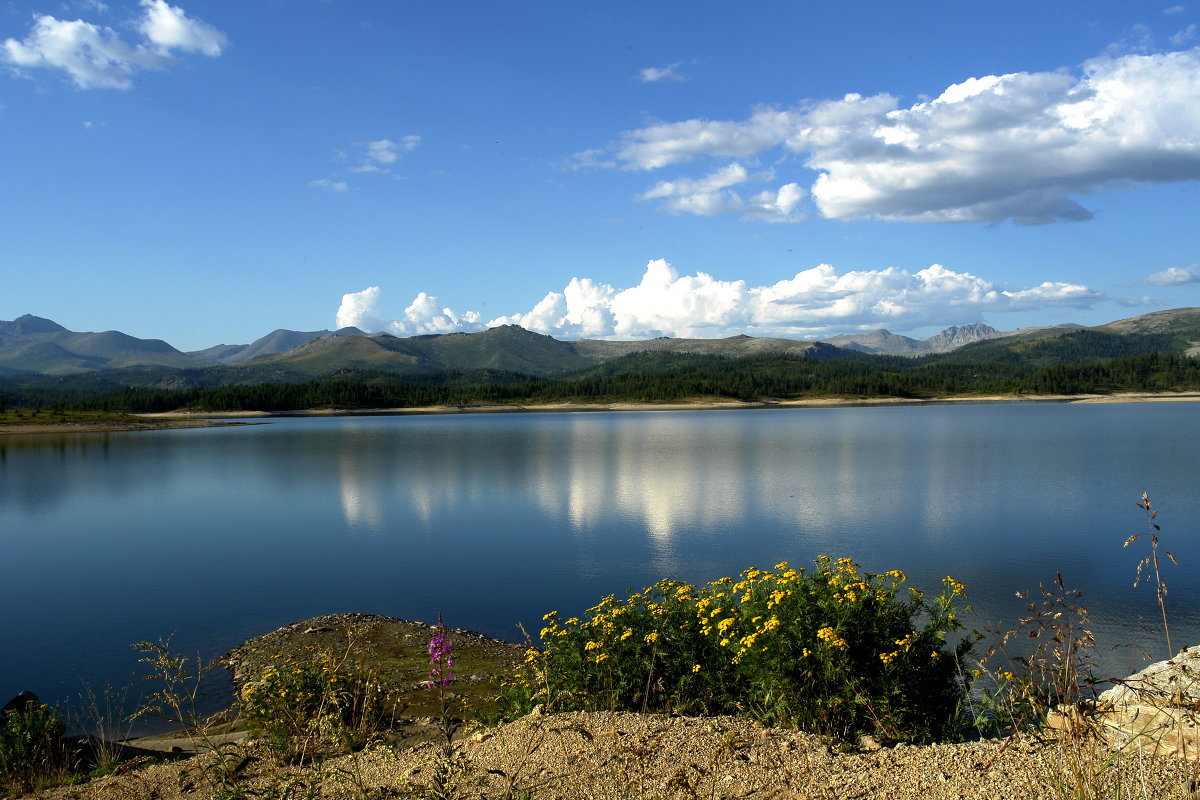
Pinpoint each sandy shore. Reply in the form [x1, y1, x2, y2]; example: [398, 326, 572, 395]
[5, 392, 1198, 436]
[150, 391, 1200, 417]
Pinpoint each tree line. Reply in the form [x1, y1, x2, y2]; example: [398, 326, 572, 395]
[2, 350, 1198, 413]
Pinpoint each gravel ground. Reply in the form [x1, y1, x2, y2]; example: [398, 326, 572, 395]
[32, 711, 1194, 800]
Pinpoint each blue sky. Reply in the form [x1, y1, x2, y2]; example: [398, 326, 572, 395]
[2, 1, 1199, 351]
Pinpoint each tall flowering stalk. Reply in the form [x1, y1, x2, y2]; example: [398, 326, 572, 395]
[428, 613, 455, 688]
[426, 614, 456, 747]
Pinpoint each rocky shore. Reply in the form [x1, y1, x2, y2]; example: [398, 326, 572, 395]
[32, 710, 1194, 800]
[14, 615, 1196, 800]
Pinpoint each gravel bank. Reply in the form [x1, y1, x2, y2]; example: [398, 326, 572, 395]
[35, 711, 1193, 800]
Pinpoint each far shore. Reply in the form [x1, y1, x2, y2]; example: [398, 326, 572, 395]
[0, 417, 256, 437]
[3, 391, 1198, 436]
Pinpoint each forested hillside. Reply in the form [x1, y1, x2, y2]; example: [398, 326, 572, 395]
[3, 349, 1197, 413]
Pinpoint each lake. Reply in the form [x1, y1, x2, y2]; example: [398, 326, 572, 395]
[2, 401, 1198, 724]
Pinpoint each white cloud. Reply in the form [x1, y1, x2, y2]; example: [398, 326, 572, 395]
[336, 287, 386, 331]
[340, 260, 1103, 342]
[336, 286, 482, 336]
[486, 259, 1102, 339]
[321, 136, 421, 186]
[361, 136, 420, 165]
[745, 182, 805, 222]
[1, 1, 226, 89]
[612, 106, 795, 170]
[1165, 5, 1186, 14]
[585, 47, 1200, 225]
[638, 62, 686, 83]
[638, 162, 751, 215]
[1171, 23, 1198, 46]
[1146, 265, 1200, 284]
[138, 0, 226, 56]
[637, 162, 804, 221]
[309, 178, 348, 192]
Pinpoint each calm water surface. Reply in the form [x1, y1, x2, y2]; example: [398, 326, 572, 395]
[2, 402, 1198, 717]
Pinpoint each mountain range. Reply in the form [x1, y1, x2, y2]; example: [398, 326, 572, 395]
[1, 309, 1198, 380]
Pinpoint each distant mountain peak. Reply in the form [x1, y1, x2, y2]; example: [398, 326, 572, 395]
[924, 322, 1000, 353]
[0, 314, 69, 336]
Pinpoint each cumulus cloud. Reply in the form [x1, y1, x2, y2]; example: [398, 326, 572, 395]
[138, 0, 226, 56]
[1146, 265, 1200, 284]
[336, 286, 482, 336]
[336, 286, 386, 332]
[638, 62, 686, 83]
[1, 0, 226, 89]
[582, 47, 1200, 225]
[338, 259, 1102, 342]
[494, 261, 1100, 337]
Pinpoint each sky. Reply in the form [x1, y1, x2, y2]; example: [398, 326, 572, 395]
[2, 1, 1200, 351]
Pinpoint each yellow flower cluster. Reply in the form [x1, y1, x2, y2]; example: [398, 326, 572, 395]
[879, 631, 919, 664]
[816, 626, 849, 651]
[515, 559, 966, 711]
[943, 576, 967, 597]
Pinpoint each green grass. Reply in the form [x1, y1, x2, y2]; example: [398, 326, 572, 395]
[0, 408, 148, 427]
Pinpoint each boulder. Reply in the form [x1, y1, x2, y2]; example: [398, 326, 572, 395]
[1094, 645, 1200, 757]
[1, 690, 41, 718]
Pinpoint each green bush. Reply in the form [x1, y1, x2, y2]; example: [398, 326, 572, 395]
[0, 701, 66, 795]
[510, 557, 972, 743]
[239, 650, 390, 760]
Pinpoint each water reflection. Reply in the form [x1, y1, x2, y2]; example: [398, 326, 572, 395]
[3, 404, 1199, 713]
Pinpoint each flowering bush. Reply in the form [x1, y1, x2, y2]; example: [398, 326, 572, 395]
[510, 557, 972, 743]
[240, 649, 387, 759]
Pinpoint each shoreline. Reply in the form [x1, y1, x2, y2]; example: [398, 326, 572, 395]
[0, 418, 257, 436]
[3, 391, 1198, 435]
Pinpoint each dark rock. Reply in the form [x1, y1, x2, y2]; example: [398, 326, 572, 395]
[1, 690, 41, 718]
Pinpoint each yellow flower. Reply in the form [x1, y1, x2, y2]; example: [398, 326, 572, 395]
[817, 626, 848, 651]
[594, 653, 609, 663]
[542, 610, 558, 621]
[643, 632, 660, 644]
[716, 617, 736, 634]
[620, 629, 633, 641]
[692, 664, 702, 673]
[584, 641, 600, 651]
